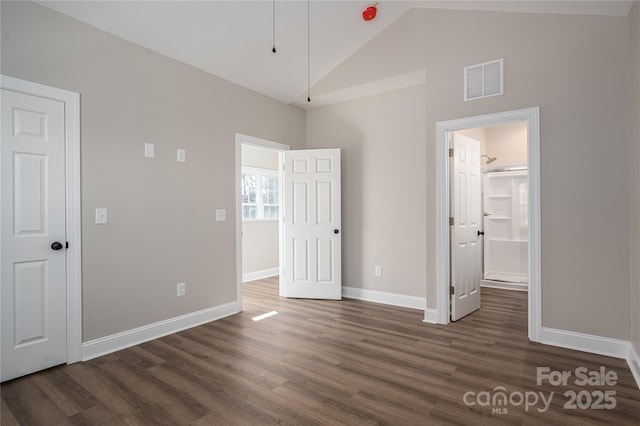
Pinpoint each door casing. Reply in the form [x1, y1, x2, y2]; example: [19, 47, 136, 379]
[235, 133, 289, 305]
[0, 75, 82, 364]
[435, 107, 541, 342]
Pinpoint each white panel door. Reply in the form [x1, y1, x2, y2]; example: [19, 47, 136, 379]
[451, 133, 482, 321]
[1, 89, 67, 381]
[283, 149, 341, 299]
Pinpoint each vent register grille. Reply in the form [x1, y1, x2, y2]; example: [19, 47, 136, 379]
[464, 59, 503, 101]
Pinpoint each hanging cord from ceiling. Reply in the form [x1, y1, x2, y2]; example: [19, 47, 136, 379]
[272, 0, 277, 53]
[307, 0, 311, 102]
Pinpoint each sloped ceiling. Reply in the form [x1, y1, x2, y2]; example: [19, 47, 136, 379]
[38, 1, 633, 105]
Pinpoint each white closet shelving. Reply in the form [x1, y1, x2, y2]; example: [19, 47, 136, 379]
[482, 169, 528, 286]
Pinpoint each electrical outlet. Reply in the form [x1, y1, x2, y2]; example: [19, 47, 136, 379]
[144, 143, 155, 158]
[176, 282, 186, 297]
[375, 266, 382, 277]
[95, 208, 108, 225]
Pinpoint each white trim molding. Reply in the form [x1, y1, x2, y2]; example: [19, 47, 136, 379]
[628, 344, 640, 389]
[481, 280, 528, 292]
[235, 133, 290, 302]
[342, 286, 425, 311]
[541, 327, 630, 359]
[1, 75, 83, 364]
[434, 107, 541, 343]
[423, 308, 439, 324]
[243, 268, 279, 283]
[82, 301, 241, 361]
[541, 328, 640, 390]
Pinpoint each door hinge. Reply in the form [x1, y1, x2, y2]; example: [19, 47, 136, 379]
[449, 217, 454, 226]
[450, 286, 455, 295]
[448, 148, 454, 157]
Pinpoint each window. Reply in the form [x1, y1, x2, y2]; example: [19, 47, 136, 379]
[242, 168, 279, 220]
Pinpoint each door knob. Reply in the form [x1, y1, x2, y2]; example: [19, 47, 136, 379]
[51, 241, 64, 251]
[334, 229, 339, 234]
[477, 231, 485, 236]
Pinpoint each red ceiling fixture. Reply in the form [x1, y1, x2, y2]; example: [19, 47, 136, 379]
[362, 2, 378, 22]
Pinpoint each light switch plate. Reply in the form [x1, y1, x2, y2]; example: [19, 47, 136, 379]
[144, 143, 155, 158]
[95, 208, 108, 224]
[215, 209, 226, 221]
[177, 148, 186, 163]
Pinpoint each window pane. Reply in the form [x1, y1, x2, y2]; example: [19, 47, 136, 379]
[243, 205, 256, 220]
[262, 175, 278, 205]
[263, 205, 279, 219]
[242, 173, 256, 204]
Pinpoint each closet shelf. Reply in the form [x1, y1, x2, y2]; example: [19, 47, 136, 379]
[488, 239, 528, 243]
[488, 195, 511, 199]
[486, 216, 511, 220]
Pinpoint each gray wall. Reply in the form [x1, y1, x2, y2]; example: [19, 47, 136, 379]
[459, 122, 528, 169]
[0, 1, 305, 341]
[629, 1, 640, 355]
[308, 8, 631, 340]
[308, 84, 428, 298]
[483, 122, 528, 168]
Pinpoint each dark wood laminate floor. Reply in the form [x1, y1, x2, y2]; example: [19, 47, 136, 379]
[2, 278, 639, 425]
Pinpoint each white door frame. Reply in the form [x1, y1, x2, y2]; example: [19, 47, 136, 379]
[235, 133, 289, 305]
[435, 107, 541, 342]
[1, 75, 83, 363]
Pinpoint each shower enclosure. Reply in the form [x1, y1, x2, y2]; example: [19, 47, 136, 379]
[482, 168, 528, 289]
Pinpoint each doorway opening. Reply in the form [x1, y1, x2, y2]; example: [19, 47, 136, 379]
[435, 107, 541, 342]
[235, 134, 289, 306]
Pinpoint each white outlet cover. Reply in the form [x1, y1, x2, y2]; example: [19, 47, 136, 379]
[177, 148, 186, 163]
[216, 209, 226, 221]
[144, 143, 155, 158]
[95, 208, 108, 224]
[177, 282, 186, 297]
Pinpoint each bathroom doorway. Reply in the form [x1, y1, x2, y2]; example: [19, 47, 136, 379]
[435, 107, 541, 342]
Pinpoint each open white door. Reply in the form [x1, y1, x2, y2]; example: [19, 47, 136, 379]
[1, 89, 68, 381]
[283, 149, 341, 299]
[450, 133, 482, 320]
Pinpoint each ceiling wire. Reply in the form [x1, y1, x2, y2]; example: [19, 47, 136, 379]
[272, 0, 276, 53]
[307, 0, 311, 102]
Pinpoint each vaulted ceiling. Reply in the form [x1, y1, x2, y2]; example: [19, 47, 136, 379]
[38, 1, 633, 105]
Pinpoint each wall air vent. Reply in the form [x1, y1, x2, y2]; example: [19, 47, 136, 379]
[464, 58, 503, 101]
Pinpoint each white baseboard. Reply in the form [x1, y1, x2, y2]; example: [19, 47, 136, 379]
[423, 308, 439, 324]
[541, 327, 640, 390]
[82, 301, 241, 361]
[243, 268, 278, 283]
[481, 279, 528, 292]
[342, 286, 424, 310]
[628, 343, 640, 389]
[541, 327, 630, 359]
